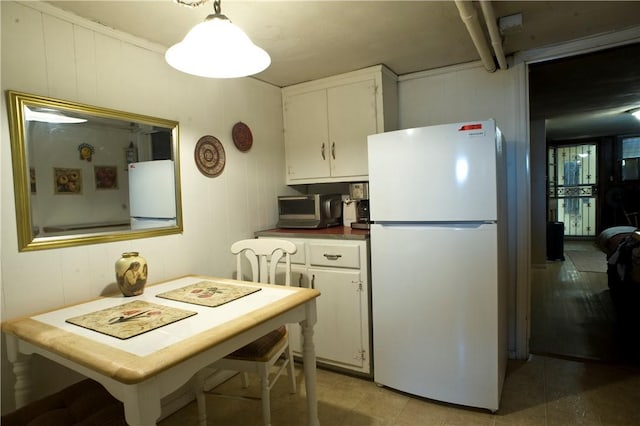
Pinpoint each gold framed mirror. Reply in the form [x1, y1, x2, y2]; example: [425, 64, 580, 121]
[6, 91, 183, 251]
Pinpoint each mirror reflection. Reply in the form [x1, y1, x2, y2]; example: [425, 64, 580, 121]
[6, 91, 183, 251]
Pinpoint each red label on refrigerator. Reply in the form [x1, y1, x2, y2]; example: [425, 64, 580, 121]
[458, 124, 483, 131]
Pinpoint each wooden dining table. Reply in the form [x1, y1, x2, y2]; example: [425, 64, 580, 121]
[1, 274, 321, 425]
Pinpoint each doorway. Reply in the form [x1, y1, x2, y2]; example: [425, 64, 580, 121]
[547, 143, 598, 237]
[528, 42, 640, 363]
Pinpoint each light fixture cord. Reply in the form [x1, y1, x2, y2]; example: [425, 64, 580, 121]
[207, 0, 228, 21]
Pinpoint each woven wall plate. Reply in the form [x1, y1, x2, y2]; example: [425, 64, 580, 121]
[194, 135, 225, 177]
[232, 122, 253, 152]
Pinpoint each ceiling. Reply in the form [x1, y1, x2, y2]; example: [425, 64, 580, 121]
[530, 42, 640, 141]
[46, 1, 640, 140]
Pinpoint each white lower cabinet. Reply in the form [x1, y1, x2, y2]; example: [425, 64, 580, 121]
[263, 237, 370, 375]
[309, 268, 366, 369]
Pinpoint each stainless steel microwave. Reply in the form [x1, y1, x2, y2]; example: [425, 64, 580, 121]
[277, 194, 342, 228]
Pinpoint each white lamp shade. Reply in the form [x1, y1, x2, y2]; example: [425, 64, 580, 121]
[165, 17, 271, 78]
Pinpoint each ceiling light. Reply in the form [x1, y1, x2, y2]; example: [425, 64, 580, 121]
[165, 0, 270, 78]
[629, 107, 640, 121]
[25, 107, 87, 124]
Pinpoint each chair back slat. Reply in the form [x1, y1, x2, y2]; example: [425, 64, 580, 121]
[230, 239, 297, 286]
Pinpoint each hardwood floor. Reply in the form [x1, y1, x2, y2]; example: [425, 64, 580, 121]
[530, 239, 640, 364]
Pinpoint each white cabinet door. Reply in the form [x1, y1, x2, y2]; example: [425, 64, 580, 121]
[309, 268, 365, 369]
[328, 79, 377, 178]
[283, 89, 329, 180]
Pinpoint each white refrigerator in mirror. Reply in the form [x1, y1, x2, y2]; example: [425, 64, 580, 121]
[367, 120, 508, 412]
[128, 160, 177, 230]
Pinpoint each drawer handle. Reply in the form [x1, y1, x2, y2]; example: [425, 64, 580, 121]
[323, 253, 342, 261]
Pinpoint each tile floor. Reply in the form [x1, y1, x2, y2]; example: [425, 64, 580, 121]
[159, 356, 640, 426]
[160, 240, 640, 425]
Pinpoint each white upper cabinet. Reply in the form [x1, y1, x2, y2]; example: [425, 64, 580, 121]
[283, 65, 398, 184]
[283, 89, 330, 180]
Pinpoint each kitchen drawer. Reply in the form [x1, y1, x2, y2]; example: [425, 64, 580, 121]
[309, 243, 360, 269]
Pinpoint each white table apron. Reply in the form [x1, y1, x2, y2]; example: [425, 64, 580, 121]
[3, 275, 319, 426]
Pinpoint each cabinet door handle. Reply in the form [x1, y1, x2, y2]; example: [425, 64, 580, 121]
[323, 253, 342, 261]
[298, 274, 304, 288]
[311, 274, 315, 289]
[331, 142, 336, 160]
[321, 143, 326, 160]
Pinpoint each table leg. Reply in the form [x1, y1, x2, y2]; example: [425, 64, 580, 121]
[194, 370, 208, 426]
[301, 302, 319, 426]
[5, 334, 33, 408]
[118, 381, 162, 426]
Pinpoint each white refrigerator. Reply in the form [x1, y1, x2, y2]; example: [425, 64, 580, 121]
[128, 160, 177, 230]
[368, 119, 508, 412]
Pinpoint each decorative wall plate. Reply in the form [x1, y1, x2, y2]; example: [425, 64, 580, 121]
[195, 135, 225, 177]
[232, 122, 253, 152]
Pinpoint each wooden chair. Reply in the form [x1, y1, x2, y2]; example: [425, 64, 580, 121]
[196, 238, 298, 426]
[624, 207, 640, 228]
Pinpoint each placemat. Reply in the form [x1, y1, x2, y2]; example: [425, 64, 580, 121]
[156, 280, 261, 307]
[66, 300, 197, 340]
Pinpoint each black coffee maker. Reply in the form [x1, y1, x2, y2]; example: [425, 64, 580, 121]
[349, 183, 371, 229]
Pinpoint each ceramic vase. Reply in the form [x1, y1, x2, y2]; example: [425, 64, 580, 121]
[115, 252, 148, 296]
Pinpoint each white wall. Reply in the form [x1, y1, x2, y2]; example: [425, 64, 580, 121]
[1, 1, 288, 413]
[397, 61, 528, 358]
[28, 122, 133, 231]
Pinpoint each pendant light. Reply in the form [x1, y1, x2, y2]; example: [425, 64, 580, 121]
[165, 0, 271, 78]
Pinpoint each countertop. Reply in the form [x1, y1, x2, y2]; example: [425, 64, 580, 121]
[255, 226, 369, 241]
